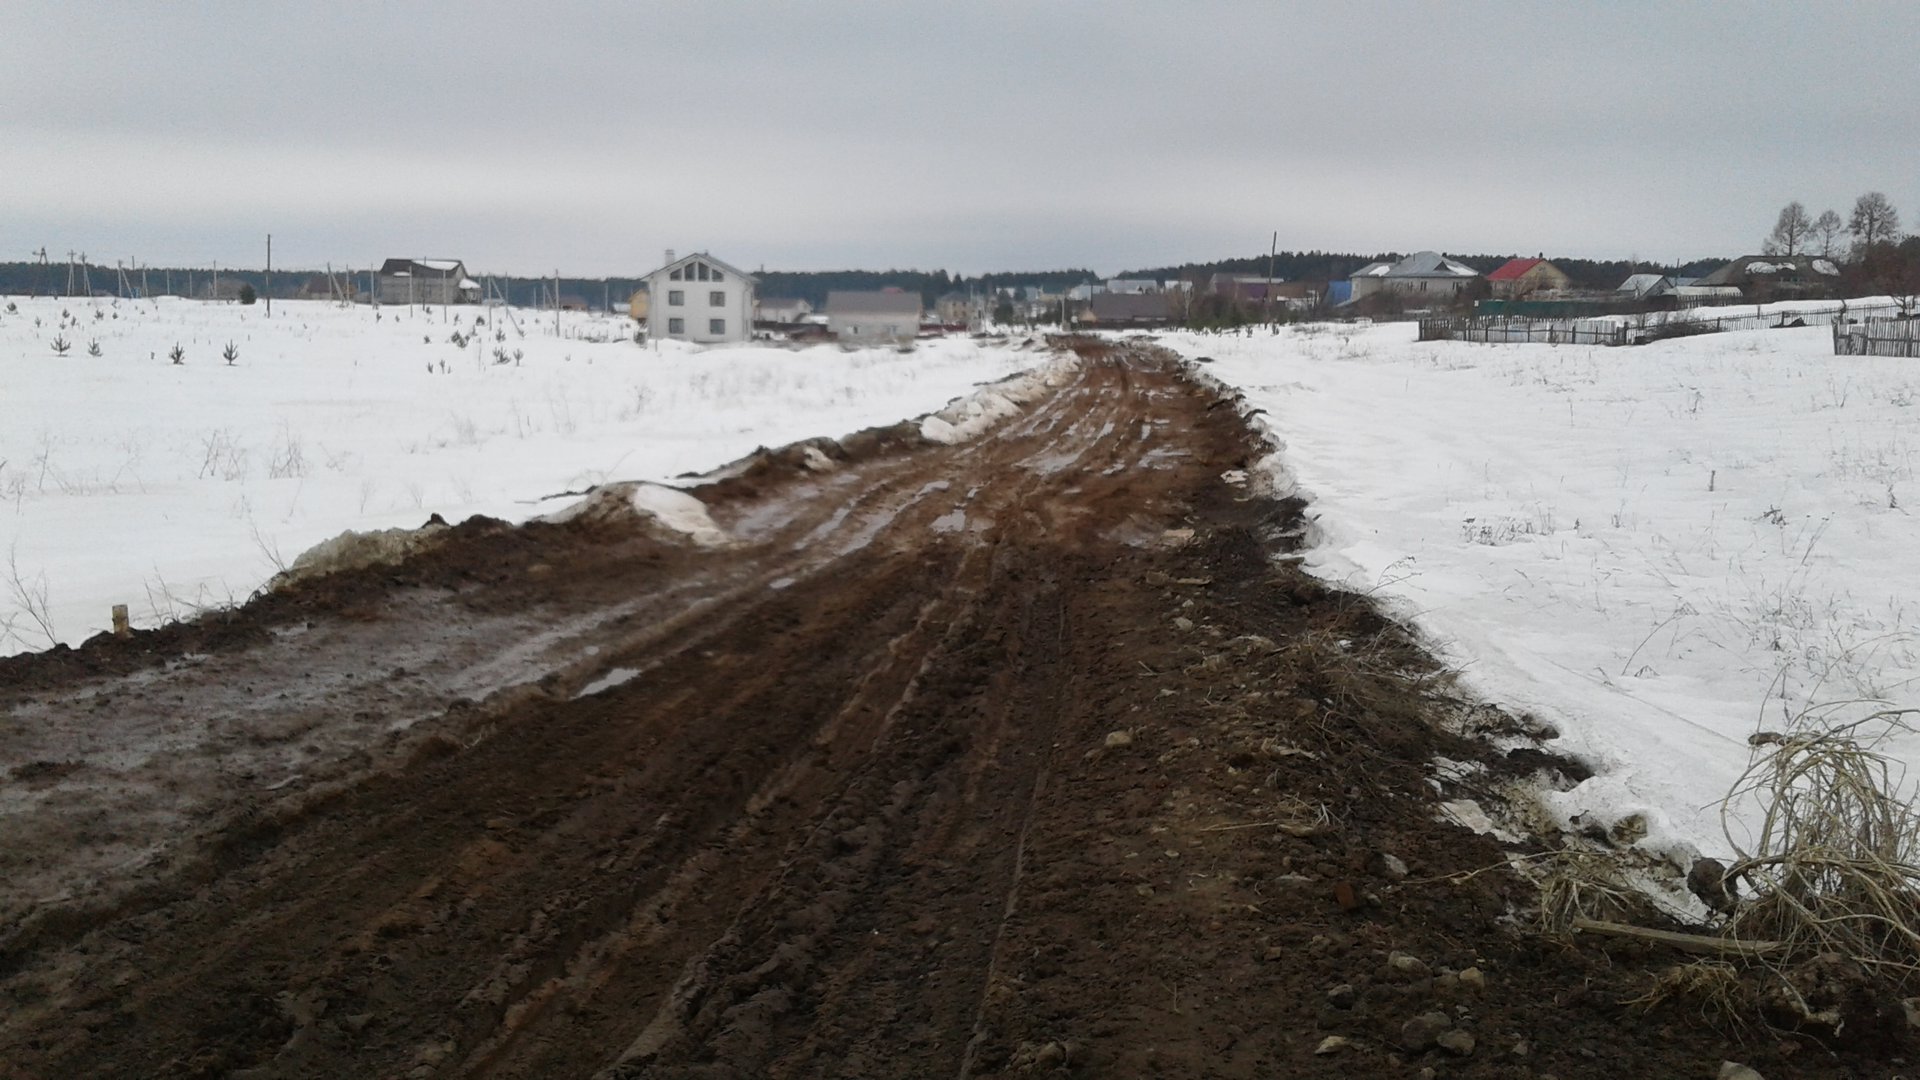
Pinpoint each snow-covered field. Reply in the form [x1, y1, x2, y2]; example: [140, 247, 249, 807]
[0, 296, 1046, 655]
[1159, 320, 1920, 864]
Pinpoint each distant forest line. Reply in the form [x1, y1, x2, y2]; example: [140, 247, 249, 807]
[0, 250, 1729, 310]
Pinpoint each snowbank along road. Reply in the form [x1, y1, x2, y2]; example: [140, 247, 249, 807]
[0, 340, 1892, 1077]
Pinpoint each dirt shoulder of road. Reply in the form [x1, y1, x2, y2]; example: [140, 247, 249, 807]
[0, 338, 1909, 1078]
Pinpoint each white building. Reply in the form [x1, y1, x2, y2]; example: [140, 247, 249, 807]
[643, 251, 757, 344]
[826, 290, 922, 345]
[1348, 251, 1480, 302]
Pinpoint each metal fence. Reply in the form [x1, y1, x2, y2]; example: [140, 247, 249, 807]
[1422, 301, 1907, 348]
[1833, 316, 1920, 358]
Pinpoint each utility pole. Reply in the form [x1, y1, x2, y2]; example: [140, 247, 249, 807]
[554, 269, 561, 335]
[213, 260, 220, 302]
[1265, 230, 1278, 329]
[265, 233, 272, 316]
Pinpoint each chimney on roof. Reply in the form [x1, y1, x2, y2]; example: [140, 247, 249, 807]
[664, 249, 675, 266]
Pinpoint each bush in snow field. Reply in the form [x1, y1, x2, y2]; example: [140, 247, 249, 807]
[238, 284, 257, 305]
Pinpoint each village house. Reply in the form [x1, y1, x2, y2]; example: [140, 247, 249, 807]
[933, 291, 973, 325]
[375, 259, 480, 305]
[628, 287, 650, 321]
[1486, 257, 1571, 299]
[755, 297, 814, 324]
[1347, 251, 1481, 303]
[1696, 255, 1842, 301]
[1616, 273, 1674, 300]
[826, 289, 922, 345]
[1087, 291, 1175, 328]
[642, 251, 757, 344]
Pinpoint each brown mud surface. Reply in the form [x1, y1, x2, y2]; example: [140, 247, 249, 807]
[1, 341, 1907, 1078]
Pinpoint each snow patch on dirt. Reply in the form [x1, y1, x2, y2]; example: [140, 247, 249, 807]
[279, 520, 451, 585]
[920, 358, 1079, 444]
[543, 482, 730, 546]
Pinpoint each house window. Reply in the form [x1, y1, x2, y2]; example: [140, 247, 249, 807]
[668, 290, 684, 306]
[711, 270, 723, 282]
[670, 269, 682, 281]
[709, 318, 726, 335]
[709, 290, 725, 306]
[667, 317, 685, 334]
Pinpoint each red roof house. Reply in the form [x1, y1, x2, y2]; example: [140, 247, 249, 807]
[1486, 257, 1571, 298]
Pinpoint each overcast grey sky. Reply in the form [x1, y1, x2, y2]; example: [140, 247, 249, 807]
[3, 1, 1916, 277]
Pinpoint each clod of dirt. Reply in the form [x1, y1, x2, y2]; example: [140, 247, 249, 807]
[1314, 1035, 1353, 1054]
[1400, 1010, 1453, 1051]
[1435, 1028, 1475, 1056]
[1326, 983, 1356, 1009]
[1720, 1063, 1766, 1080]
[1103, 729, 1134, 750]
[1458, 965, 1486, 990]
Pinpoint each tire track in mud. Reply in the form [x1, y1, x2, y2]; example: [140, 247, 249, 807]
[0, 348, 1224, 1079]
[7, 343, 1896, 1080]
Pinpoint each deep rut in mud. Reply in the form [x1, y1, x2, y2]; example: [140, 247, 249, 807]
[1, 342, 1906, 1078]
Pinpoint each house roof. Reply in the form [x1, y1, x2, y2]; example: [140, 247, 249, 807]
[1384, 251, 1479, 278]
[379, 258, 467, 277]
[1697, 255, 1842, 286]
[643, 251, 759, 284]
[827, 290, 922, 316]
[1617, 273, 1669, 295]
[1091, 292, 1170, 319]
[1487, 258, 1546, 282]
[1090, 292, 1173, 321]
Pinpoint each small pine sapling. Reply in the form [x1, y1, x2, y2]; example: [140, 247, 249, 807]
[222, 342, 239, 365]
[87, 340, 102, 357]
[51, 335, 70, 356]
[169, 343, 185, 365]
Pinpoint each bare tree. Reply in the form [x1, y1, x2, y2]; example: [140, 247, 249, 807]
[1849, 191, 1902, 257]
[1813, 209, 1844, 258]
[1764, 201, 1812, 256]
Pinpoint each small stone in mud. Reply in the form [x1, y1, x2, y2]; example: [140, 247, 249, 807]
[1379, 852, 1409, 879]
[1387, 951, 1431, 977]
[1173, 616, 1195, 631]
[1326, 983, 1356, 1009]
[1400, 1011, 1452, 1051]
[1458, 966, 1486, 990]
[1314, 1035, 1352, 1055]
[1718, 1064, 1765, 1080]
[1104, 730, 1134, 749]
[1435, 1029, 1475, 1056]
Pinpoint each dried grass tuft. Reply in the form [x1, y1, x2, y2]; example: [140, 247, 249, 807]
[1722, 709, 1920, 988]
[1627, 959, 1757, 1027]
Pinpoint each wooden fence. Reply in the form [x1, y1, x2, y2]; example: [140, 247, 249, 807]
[1422, 301, 1905, 348]
[1833, 316, 1920, 358]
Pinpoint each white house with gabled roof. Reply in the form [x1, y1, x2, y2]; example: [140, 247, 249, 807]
[643, 251, 757, 344]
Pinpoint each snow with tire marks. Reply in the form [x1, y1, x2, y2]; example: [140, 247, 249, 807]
[0, 296, 1046, 654]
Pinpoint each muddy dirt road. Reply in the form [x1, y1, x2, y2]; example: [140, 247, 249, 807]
[0, 342, 1896, 1078]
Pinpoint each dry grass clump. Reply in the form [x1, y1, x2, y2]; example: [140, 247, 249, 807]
[1721, 709, 1920, 986]
[1627, 960, 1757, 1025]
[1535, 848, 1643, 935]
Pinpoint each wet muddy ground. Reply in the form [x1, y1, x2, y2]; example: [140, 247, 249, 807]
[0, 341, 1905, 1078]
